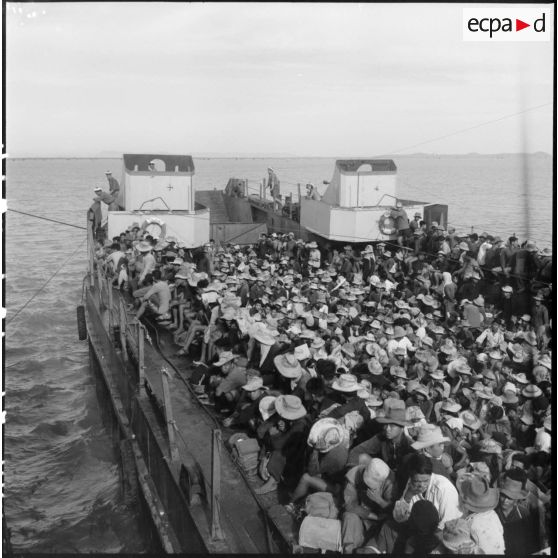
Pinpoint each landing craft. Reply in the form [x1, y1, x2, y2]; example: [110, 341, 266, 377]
[95, 155, 447, 250]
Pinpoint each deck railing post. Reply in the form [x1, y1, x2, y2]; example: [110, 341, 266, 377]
[119, 299, 128, 361]
[161, 367, 180, 465]
[97, 265, 104, 305]
[137, 324, 145, 390]
[211, 429, 224, 541]
[87, 220, 95, 287]
[107, 277, 114, 332]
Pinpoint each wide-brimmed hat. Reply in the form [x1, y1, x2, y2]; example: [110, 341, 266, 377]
[441, 399, 462, 413]
[367, 358, 383, 375]
[439, 339, 456, 355]
[274, 353, 303, 378]
[214, 351, 238, 367]
[477, 438, 502, 455]
[460, 410, 482, 431]
[363, 458, 391, 489]
[422, 295, 437, 307]
[457, 473, 499, 512]
[513, 372, 529, 385]
[501, 392, 519, 405]
[501, 285, 513, 293]
[473, 295, 484, 307]
[310, 337, 325, 349]
[500, 477, 528, 500]
[389, 365, 407, 379]
[364, 393, 383, 408]
[454, 360, 472, 375]
[522, 384, 542, 398]
[253, 328, 277, 345]
[421, 336, 434, 348]
[332, 373, 360, 392]
[411, 424, 450, 450]
[259, 395, 277, 421]
[340, 343, 356, 358]
[537, 354, 552, 369]
[405, 405, 425, 423]
[293, 343, 311, 361]
[429, 370, 445, 381]
[307, 418, 346, 453]
[512, 349, 526, 363]
[441, 519, 475, 553]
[242, 376, 265, 392]
[275, 394, 307, 420]
[521, 330, 537, 346]
[411, 383, 430, 398]
[393, 326, 405, 339]
[376, 401, 408, 427]
[488, 350, 503, 360]
[136, 241, 153, 252]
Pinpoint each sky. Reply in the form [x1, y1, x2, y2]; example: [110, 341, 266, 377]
[4, 2, 555, 157]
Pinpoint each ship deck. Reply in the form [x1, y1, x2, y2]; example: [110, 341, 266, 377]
[85, 278, 298, 553]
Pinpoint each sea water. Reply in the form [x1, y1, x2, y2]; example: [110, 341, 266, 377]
[4, 154, 552, 551]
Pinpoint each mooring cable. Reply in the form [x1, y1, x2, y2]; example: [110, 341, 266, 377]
[7, 237, 87, 326]
[7, 208, 87, 230]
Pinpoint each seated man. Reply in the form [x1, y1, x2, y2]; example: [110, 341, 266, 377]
[341, 457, 396, 553]
[347, 400, 413, 472]
[286, 418, 350, 508]
[367, 454, 462, 553]
[208, 351, 246, 412]
[135, 269, 171, 321]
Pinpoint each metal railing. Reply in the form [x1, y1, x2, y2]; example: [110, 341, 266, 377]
[87, 228, 225, 541]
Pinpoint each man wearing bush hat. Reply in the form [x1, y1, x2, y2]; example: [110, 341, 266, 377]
[347, 400, 412, 470]
[341, 457, 396, 553]
[456, 472, 504, 554]
[409, 424, 452, 477]
[386, 325, 413, 357]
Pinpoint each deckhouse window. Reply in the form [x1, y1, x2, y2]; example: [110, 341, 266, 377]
[149, 158, 166, 172]
[357, 163, 373, 173]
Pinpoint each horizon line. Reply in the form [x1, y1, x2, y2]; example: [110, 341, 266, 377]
[7, 151, 552, 160]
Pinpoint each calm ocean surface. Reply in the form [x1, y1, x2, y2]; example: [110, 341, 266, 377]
[4, 155, 552, 552]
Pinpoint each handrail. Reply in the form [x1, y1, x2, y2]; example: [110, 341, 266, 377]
[137, 197, 172, 212]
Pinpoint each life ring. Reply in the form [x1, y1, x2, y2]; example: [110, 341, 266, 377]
[141, 217, 167, 239]
[379, 211, 397, 236]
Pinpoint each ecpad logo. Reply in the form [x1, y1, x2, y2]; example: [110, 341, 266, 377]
[463, 8, 551, 41]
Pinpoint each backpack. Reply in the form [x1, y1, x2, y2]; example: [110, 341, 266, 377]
[298, 516, 342, 552]
[304, 492, 338, 519]
[228, 433, 260, 478]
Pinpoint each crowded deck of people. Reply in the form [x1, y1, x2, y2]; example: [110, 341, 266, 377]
[94, 222, 552, 554]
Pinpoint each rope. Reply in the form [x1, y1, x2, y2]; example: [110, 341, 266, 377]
[373, 102, 552, 157]
[8, 208, 87, 230]
[7, 237, 87, 325]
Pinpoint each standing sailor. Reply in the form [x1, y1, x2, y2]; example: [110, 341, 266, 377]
[267, 167, 281, 211]
[105, 171, 120, 209]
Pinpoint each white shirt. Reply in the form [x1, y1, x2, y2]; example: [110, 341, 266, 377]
[475, 328, 505, 349]
[466, 510, 505, 554]
[386, 336, 414, 357]
[393, 473, 462, 529]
